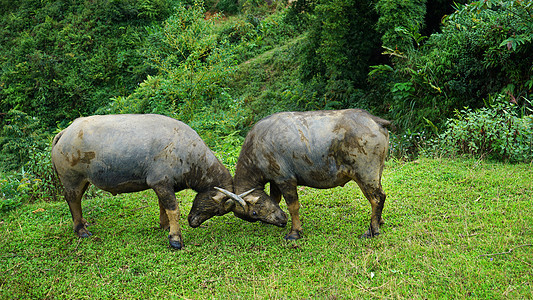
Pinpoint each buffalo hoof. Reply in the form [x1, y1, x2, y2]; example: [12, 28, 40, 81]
[168, 234, 183, 250]
[75, 226, 92, 238]
[79, 231, 93, 238]
[284, 231, 301, 240]
[169, 240, 183, 250]
[360, 230, 379, 239]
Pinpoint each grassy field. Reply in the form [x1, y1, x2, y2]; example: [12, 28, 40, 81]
[1, 158, 532, 299]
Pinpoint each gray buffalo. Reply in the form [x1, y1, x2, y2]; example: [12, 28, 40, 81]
[51, 114, 248, 249]
[225, 109, 390, 239]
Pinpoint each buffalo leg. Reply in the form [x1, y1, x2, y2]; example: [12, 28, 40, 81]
[358, 183, 386, 238]
[270, 182, 282, 204]
[65, 182, 91, 238]
[158, 199, 170, 230]
[278, 181, 302, 240]
[153, 187, 183, 249]
[352, 152, 387, 238]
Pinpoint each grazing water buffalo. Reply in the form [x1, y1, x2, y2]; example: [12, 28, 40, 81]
[228, 109, 390, 239]
[51, 114, 247, 249]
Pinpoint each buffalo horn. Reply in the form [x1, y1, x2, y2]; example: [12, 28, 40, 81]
[238, 189, 255, 198]
[214, 187, 247, 208]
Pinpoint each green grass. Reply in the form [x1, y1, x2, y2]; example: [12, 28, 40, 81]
[1, 158, 532, 298]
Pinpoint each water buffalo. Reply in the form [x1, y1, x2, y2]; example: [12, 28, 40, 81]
[228, 109, 390, 239]
[51, 114, 247, 249]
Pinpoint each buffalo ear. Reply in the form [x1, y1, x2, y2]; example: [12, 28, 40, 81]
[224, 199, 235, 211]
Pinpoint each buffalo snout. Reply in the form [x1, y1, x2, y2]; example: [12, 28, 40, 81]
[263, 209, 288, 227]
[187, 213, 204, 228]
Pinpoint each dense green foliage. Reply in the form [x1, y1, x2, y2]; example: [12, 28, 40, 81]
[375, 0, 428, 52]
[0, 110, 47, 171]
[1, 2, 532, 295]
[101, 3, 239, 119]
[0, 0, 173, 129]
[299, 0, 381, 108]
[0, 144, 62, 211]
[370, 0, 533, 131]
[1, 158, 532, 298]
[99, 2, 303, 153]
[0, 111, 63, 210]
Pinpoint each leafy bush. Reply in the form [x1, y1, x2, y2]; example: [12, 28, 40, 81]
[102, 2, 305, 141]
[428, 95, 533, 162]
[389, 130, 432, 161]
[0, 171, 36, 211]
[188, 98, 247, 171]
[468, 0, 533, 53]
[375, 0, 428, 52]
[0, 110, 48, 172]
[0, 110, 64, 210]
[25, 144, 63, 202]
[216, 0, 241, 14]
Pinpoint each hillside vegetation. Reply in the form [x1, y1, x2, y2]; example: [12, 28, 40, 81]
[1, 0, 532, 166]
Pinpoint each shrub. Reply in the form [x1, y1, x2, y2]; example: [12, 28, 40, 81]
[428, 95, 533, 162]
[0, 143, 61, 211]
[187, 95, 248, 170]
[24, 143, 63, 202]
[375, 0, 427, 52]
[389, 130, 431, 161]
[0, 110, 65, 210]
[0, 171, 35, 211]
[216, 0, 241, 14]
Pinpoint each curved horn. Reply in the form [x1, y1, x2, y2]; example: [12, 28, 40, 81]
[238, 188, 255, 198]
[214, 187, 247, 208]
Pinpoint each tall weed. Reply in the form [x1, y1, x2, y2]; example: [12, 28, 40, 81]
[0, 142, 64, 212]
[0, 170, 37, 211]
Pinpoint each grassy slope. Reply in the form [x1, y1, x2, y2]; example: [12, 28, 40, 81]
[1, 158, 532, 299]
[227, 33, 307, 122]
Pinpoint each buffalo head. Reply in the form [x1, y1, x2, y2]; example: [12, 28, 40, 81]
[187, 187, 253, 228]
[230, 189, 288, 228]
